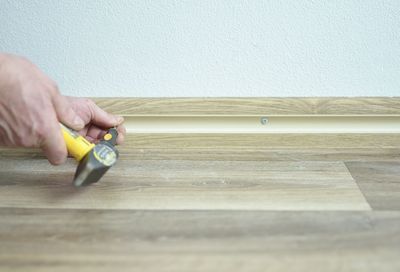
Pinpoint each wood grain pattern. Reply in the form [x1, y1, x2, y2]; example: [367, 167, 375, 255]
[1, 131, 400, 270]
[121, 134, 400, 149]
[0, 208, 399, 272]
[2, 134, 400, 162]
[0, 158, 370, 210]
[3, 147, 400, 162]
[3, 133, 400, 150]
[346, 161, 400, 211]
[93, 97, 400, 116]
[0, 134, 400, 161]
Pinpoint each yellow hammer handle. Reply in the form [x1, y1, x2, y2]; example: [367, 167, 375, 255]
[60, 124, 95, 161]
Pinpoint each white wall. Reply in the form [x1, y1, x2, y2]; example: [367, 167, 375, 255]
[1, 1, 399, 97]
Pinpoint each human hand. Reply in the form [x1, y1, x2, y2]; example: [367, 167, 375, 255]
[0, 53, 125, 165]
[65, 96, 126, 145]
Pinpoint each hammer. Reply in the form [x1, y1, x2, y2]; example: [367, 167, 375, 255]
[60, 124, 119, 186]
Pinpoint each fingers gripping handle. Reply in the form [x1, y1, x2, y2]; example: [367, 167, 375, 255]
[61, 124, 118, 161]
[60, 124, 95, 161]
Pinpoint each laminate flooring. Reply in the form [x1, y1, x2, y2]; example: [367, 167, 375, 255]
[0, 134, 399, 271]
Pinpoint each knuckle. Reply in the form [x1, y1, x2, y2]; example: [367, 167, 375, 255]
[46, 84, 59, 96]
[84, 98, 95, 106]
[34, 124, 48, 143]
[40, 81, 59, 97]
[49, 80, 59, 92]
[83, 98, 96, 116]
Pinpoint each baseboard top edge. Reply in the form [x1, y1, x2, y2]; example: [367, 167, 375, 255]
[93, 97, 400, 116]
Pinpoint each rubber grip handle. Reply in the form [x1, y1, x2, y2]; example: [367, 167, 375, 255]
[60, 124, 95, 161]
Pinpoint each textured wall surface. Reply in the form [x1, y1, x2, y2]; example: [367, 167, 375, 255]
[0, 0, 399, 97]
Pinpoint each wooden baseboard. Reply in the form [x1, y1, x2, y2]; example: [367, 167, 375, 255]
[92, 98, 400, 134]
[93, 97, 400, 115]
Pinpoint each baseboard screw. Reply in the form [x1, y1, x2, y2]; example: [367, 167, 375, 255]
[260, 117, 269, 125]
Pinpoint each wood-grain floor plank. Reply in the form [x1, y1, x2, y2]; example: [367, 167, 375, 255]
[121, 134, 400, 149]
[0, 158, 370, 210]
[346, 161, 400, 211]
[0, 208, 399, 271]
[2, 147, 400, 162]
[2, 133, 400, 271]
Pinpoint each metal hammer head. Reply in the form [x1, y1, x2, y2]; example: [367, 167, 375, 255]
[73, 129, 119, 187]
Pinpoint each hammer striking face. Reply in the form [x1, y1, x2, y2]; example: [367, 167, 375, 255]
[73, 141, 119, 186]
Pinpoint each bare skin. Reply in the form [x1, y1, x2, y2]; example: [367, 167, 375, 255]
[0, 53, 126, 165]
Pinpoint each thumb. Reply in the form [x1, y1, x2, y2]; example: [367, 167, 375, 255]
[53, 94, 85, 130]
